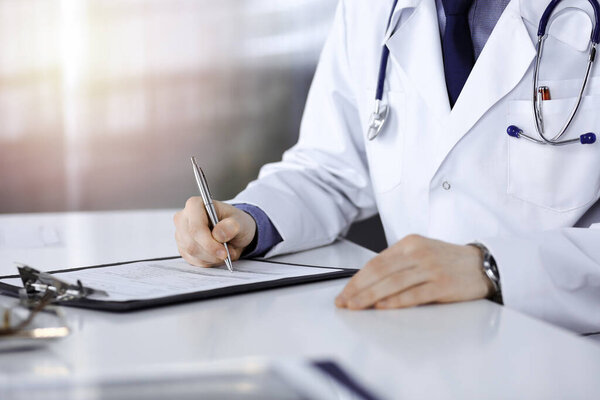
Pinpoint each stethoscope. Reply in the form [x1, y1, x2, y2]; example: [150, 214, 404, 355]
[367, 0, 398, 141]
[367, 0, 600, 145]
[508, 0, 600, 146]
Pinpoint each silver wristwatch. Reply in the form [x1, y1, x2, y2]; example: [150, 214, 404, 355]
[468, 242, 501, 297]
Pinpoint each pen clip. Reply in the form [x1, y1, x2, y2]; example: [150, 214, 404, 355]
[198, 167, 214, 200]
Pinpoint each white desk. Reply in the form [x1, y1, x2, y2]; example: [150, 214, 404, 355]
[1, 210, 600, 399]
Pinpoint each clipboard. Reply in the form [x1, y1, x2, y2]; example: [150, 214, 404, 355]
[0, 257, 356, 312]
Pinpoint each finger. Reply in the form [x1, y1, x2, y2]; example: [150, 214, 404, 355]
[183, 197, 216, 242]
[374, 283, 440, 309]
[214, 200, 238, 220]
[176, 216, 225, 264]
[227, 246, 243, 261]
[178, 244, 214, 268]
[177, 231, 222, 266]
[177, 230, 231, 267]
[212, 217, 241, 244]
[336, 253, 413, 306]
[194, 233, 228, 261]
[216, 203, 257, 249]
[343, 267, 430, 310]
[183, 211, 228, 261]
[175, 214, 207, 262]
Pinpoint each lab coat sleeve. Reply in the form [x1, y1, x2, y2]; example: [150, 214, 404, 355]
[230, 1, 377, 257]
[480, 225, 600, 334]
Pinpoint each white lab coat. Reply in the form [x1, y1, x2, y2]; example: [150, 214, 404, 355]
[233, 0, 600, 333]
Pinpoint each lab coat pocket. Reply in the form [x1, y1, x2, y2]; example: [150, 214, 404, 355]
[506, 96, 600, 212]
[364, 91, 406, 193]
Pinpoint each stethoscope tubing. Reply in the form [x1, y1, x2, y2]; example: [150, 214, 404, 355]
[375, 0, 399, 102]
[370, 0, 600, 145]
[539, 0, 600, 44]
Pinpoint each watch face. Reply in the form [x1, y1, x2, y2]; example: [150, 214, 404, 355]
[490, 264, 499, 277]
[468, 243, 499, 284]
[488, 257, 499, 279]
[485, 259, 500, 293]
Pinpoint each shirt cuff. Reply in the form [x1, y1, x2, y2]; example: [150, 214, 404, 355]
[233, 203, 283, 258]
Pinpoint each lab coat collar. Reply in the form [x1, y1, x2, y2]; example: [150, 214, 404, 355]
[519, 0, 555, 28]
[385, 0, 451, 119]
[382, 0, 423, 44]
[520, 0, 594, 52]
[519, 0, 594, 30]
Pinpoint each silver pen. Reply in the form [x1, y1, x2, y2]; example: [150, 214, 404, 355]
[190, 157, 234, 272]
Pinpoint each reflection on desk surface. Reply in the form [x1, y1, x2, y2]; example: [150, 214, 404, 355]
[1, 359, 379, 400]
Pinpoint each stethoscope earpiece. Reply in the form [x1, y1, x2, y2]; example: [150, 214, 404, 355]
[506, 125, 597, 145]
[580, 132, 597, 144]
[507, 125, 522, 138]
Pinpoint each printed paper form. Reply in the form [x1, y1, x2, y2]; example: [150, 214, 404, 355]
[1, 258, 341, 302]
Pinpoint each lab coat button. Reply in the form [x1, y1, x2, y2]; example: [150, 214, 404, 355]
[442, 181, 451, 190]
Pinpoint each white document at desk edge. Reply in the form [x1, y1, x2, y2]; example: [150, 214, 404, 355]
[1, 258, 341, 302]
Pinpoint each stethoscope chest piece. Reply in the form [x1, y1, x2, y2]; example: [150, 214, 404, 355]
[367, 100, 389, 141]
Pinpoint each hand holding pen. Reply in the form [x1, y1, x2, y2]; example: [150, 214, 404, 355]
[173, 158, 257, 270]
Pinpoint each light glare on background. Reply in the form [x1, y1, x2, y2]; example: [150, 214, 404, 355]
[0, 0, 337, 212]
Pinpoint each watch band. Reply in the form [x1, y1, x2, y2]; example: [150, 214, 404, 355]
[468, 242, 502, 300]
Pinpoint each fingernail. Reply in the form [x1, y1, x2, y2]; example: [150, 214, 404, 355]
[217, 250, 227, 259]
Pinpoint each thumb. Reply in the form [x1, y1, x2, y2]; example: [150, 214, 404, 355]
[212, 217, 241, 244]
[212, 201, 257, 248]
[214, 200, 239, 219]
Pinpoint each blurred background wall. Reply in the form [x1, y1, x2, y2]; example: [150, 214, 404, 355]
[0, 0, 385, 252]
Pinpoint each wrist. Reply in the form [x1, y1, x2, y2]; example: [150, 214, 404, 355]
[232, 203, 282, 258]
[238, 209, 258, 248]
[237, 209, 258, 255]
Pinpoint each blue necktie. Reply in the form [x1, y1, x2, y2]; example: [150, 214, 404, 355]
[441, 0, 475, 107]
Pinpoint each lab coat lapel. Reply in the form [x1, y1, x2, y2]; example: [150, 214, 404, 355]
[385, 0, 451, 120]
[382, 0, 422, 43]
[434, 0, 536, 168]
[520, 0, 594, 52]
[519, 0, 549, 28]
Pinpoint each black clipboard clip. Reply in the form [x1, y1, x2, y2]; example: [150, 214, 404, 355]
[16, 263, 108, 306]
[0, 264, 109, 340]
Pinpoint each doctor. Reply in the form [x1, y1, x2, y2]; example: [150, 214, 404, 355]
[174, 0, 600, 333]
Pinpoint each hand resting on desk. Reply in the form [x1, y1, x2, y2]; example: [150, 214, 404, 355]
[174, 198, 257, 267]
[335, 235, 494, 310]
